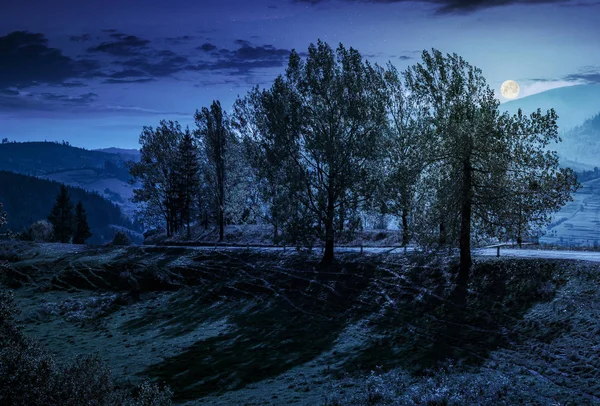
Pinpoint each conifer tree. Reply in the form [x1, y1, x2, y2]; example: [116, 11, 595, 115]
[0, 202, 6, 230]
[48, 185, 74, 243]
[72, 200, 92, 244]
[175, 127, 200, 238]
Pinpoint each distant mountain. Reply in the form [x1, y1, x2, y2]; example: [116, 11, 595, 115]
[557, 113, 600, 167]
[501, 84, 600, 132]
[93, 147, 141, 163]
[0, 141, 139, 218]
[0, 171, 142, 244]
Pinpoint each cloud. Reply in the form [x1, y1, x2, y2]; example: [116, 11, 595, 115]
[87, 33, 150, 56]
[165, 35, 195, 44]
[198, 42, 218, 52]
[39, 92, 98, 104]
[564, 66, 600, 84]
[0, 31, 100, 89]
[70, 34, 92, 42]
[294, 0, 573, 14]
[103, 78, 156, 84]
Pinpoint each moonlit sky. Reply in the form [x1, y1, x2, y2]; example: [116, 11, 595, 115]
[1, 0, 599, 149]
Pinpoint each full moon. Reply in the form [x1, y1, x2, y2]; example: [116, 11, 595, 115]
[501, 80, 520, 99]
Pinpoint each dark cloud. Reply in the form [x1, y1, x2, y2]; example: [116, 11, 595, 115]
[563, 66, 600, 84]
[60, 81, 88, 87]
[39, 92, 98, 104]
[0, 31, 99, 89]
[294, 0, 571, 14]
[0, 89, 19, 96]
[564, 72, 600, 84]
[70, 34, 92, 42]
[187, 41, 292, 75]
[165, 35, 195, 44]
[88, 33, 150, 56]
[103, 78, 155, 84]
[117, 54, 191, 77]
[198, 42, 218, 51]
[108, 69, 148, 79]
[397, 55, 412, 60]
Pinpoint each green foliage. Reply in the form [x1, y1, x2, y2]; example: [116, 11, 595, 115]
[129, 120, 183, 236]
[404, 48, 579, 287]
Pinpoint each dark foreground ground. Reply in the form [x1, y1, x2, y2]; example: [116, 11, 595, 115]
[1, 241, 599, 405]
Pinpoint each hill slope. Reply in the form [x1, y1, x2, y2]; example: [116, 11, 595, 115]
[0, 171, 142, 244]
[501, 84, 600, 132]
[0, 141, 139, 218]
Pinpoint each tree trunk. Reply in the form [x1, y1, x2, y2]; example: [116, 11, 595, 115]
[321, 197, 335, 265]
[204, 209, 208, 230]
[456, 157, 473, 300]
[439, 222, 446, 245]
[273, 221, 279, 244]
[218, 205, 224, 242]
[339, 200, 344, 233]
[401, 186, 410, 246]
[401, 207, 409, 247]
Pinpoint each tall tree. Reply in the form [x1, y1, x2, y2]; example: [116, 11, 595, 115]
[382, 63, 429, 247]
[129, 120, 183, 237]
[233, 82, 302, 244]
[404, 49, 579, 296]
[174, 127, 200, 239]
[278, 40, 389, 264]
[72, 200, 92, 244]
[194, 101, 230, 242]
[48, 184, 74, 243]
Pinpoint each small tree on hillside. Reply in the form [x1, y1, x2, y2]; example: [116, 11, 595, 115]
[48, 185, 74, 243]
[73, 200, 92, 244]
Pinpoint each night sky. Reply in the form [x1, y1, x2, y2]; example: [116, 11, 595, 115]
[1, 0, 599, 149]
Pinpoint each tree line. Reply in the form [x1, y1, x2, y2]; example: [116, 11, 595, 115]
[129, 41, 579, 293]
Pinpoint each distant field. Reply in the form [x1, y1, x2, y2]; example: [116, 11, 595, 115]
[541, 177, 600, 247]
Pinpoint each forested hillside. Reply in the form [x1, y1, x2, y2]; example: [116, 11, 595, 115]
[0, 141, 133, 181]
[0, 171, 142, 244]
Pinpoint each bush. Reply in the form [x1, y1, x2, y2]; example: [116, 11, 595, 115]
[112, 231, 132, 246]
[29, 220, 54, 242]
[0, 290, 172, 405]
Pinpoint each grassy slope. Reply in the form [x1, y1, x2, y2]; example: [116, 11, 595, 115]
[1, 242, 600, 405]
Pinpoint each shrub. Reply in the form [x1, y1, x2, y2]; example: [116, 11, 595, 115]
[30, 220, 54, 242]
[0, 289, 172, 405]
[112, 231, 132, 246]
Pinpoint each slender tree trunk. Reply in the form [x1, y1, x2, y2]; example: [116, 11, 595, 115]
[401, 207, 409, 247]
[321, 195, 335, 265]
[218, 204, 224, 242]
[439, 222, 446, 245]
[457, 157, 473, 300]
[339, 200, 344, 233]
[401, 186, 410, 246]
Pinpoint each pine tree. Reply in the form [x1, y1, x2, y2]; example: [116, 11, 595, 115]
[174, 127, 200, 239]
[47, 185, 74, 243]
[72, 200, 92, 244]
